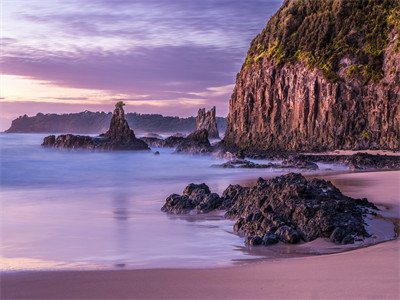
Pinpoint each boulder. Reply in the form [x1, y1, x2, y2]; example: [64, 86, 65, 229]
[162, 173, 378, 246]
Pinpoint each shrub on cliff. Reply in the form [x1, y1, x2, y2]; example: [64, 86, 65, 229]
[244, 0, 400, 84]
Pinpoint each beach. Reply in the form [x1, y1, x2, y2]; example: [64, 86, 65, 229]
[2, 170, 399, 299]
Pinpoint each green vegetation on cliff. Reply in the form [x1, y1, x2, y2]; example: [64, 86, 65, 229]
[244, 0, 400, 84]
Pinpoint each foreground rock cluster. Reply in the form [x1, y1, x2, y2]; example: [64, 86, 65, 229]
[42, 102, 149, 151]
[162, 173, 377, 246]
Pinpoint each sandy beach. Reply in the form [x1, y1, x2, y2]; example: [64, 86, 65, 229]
[1, 170, 399, 299]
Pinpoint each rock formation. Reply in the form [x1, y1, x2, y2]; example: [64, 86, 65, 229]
[196, 107, 220, 139]
[212, 159, 318, 170]
[42, 102, 149, 151]
[224, 0, 400, 152]
[162, 173, 378, 246]
[175, 129, 212, 154]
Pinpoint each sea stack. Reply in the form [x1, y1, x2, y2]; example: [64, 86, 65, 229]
[223, 0, 399, 152]
[42, 102, 149, 151]
[98, 102, 149, 150]
[196, 107, 220, 139]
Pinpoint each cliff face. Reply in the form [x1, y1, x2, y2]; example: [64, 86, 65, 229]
[196, 107, 220, 139]
[224, 0, 400, 151]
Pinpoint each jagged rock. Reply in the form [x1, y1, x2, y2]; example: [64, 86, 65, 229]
[140, 137, 165, 148]
[196, 107, 220, 139]
[162, 173, 378, 246]
[140, 136, 186, 148]
[175, 129, 212, 154]
[42, 135, 56, 147]
[346, 152, 400, 170]
[212, 160, 276, 169]
[224, 173, 377, 245]
[295, 153, 400, 170]
[212, 159, 319, 170]
[163, 136, 186, 147]
[161, 183, 228, 214]
[281, 158, 319, 170]
[42, 102, 149, 151]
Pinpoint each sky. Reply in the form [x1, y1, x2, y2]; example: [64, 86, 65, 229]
[0, 0, 283, 130]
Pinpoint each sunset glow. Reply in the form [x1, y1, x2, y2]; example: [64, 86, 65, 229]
[1, 0, 282, 130]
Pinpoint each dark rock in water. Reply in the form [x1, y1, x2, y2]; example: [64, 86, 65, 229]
[196, 106, 220, 139]
[42, 135, 56, 147]
[140, 136, 186, 148]
[296, 152, 400, 170]
[212, 159, 275, 169]
[163, 136, 186, 148]
[346, 152, 400, 170]
[161, 183, 229, 214]
[154, 151, 160, 155]
[212, 159, 318, 170]
[42, 102, 150, 151]
[175, 129, 212, 154]
[281, 158, 319, 170]
[140, 137, 164, 147]
[162, 173, 377, 246]
[224, 173, 376, 245]
[54, 134, 96, 150]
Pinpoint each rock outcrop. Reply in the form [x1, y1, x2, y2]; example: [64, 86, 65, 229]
[42, 102, 149, 151]
[175, 129, 212, 154]
[162, 173, 378, 246]
[196, 107, 220, 139]
[224, 0, 400, 152]
[140, 136, 186, 148]
[212, 159, 318, 170]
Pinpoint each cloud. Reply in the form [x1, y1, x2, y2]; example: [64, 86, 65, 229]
[1, 0, 284, 126]
[1, 45, 241, 98]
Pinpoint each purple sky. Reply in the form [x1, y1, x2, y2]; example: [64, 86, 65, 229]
[1, 0, 283, 130]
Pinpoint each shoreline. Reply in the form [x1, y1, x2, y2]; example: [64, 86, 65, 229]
[1, 170, 399, 299]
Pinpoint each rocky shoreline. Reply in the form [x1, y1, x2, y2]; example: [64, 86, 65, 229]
[162, 173, 378, 247]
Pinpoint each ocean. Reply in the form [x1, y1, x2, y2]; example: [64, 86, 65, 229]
[1, 133, 349, 271]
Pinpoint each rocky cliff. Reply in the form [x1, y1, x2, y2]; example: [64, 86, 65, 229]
[224, 0, 400, 152]
[196, 107, 220, 139]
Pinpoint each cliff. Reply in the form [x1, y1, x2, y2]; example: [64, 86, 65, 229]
[6, 111, 227, 134]
[224, 0, 400, 151]
[196, 107, 220, 139]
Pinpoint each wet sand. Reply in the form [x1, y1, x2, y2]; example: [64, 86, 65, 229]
[1, 171, 399, 299]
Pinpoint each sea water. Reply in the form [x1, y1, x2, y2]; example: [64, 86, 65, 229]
[0, 133, 347, 271]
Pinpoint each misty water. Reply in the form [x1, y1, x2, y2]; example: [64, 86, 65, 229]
[1, 133, 350, 271]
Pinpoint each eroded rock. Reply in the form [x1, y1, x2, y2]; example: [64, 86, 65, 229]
[196, 107, 220, 139]
[161, 173, 377, 246]
[42, 102, 149, 151]
[175, 129, 212, 154]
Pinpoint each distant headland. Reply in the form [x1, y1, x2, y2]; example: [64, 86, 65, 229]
[5, 110, 227, 134]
